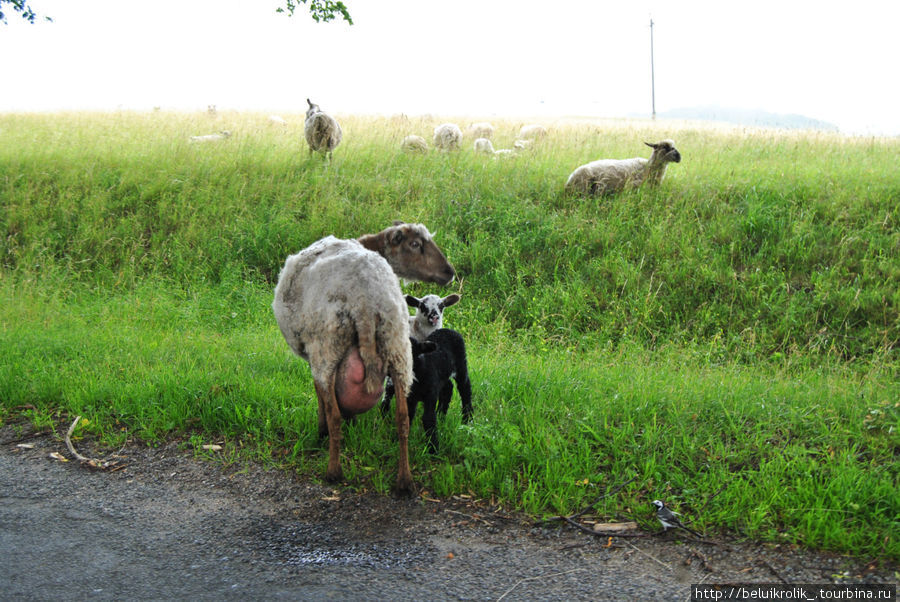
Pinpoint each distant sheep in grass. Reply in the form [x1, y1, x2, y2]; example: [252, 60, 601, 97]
[272, 222, 456, 493]
[380, 328, 473, 452]
[518, 124, 547, 140]
[406, 293, 461, 342]
[401, 134, 429, 154]
[473, 137, 495, 154]
[467, 122, 494, 139]
[268, 115, 287, 127]
[190, 130, 231, 143]
[433, 123, 463, 152]
[304, 99, 343, 160]
[565, 139, 682, 196]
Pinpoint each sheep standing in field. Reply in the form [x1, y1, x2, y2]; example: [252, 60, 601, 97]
[467, 122, 494, 139]
[304, 99, 343, 160]
[433, 123, 463, 152]
[268, 115, 287, 127]
[473, 137, 495, 154]
[382, 329, 473, 452]
[272, 222, 456, 494]
[565, 139, 682, 196]
[401, 134, 429, 154]
[406, 293, 461, 342]
[189, 130, 231, 143]
[518, 124, 547, 140]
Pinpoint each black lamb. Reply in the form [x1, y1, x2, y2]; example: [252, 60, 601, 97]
[380, 328, 473, 452]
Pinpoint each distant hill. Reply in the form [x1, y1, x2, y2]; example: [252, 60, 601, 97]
[655, 106, 839, 132]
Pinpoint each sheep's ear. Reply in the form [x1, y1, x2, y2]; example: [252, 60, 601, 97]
[645, 141, 657, 149]
[441, 293, 461, 308]
[421, 341, 438, 354]
[307, 98, 313, 107]
[389, 226, 405, 246]
[405, 294, 421, 308]
[392, 220, 406, 226]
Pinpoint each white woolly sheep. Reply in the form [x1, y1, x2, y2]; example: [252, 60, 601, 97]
[565, 139, 682, 196]
[272, 222, 456, 494]
[401, 134, 429, 154]
[513, 139, 533, 151]
[304, 98, 343, 160]
[518, 124, 547, 140]
[189, 130, 231, 143]
[473, 137, 495, 154]
[467, 122, 495, 139]
[406, 293, 461, 342]
[433, 123, 463, 152]
[268, 115, 287, 127]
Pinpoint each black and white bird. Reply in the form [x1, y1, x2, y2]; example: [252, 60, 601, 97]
[652, 499, 703, 537]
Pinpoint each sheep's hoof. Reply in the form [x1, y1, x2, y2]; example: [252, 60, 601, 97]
[325, 466, 343, 483]
[393, 474, 416, 498]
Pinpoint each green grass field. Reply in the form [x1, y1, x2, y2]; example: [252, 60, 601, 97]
[1, 111, 897, 561]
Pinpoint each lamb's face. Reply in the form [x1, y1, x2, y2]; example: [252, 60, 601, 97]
[406, 293, 460, 328]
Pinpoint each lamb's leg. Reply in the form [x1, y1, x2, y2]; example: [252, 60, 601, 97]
[392, 370, 414, 496]
[422, 394, 439, 453]
[315, 372, 343, 483]
[436, 381, 453, 416]
[457, 374, 473, 424]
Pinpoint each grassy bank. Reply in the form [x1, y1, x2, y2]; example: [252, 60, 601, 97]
[1, 111, 898, 560]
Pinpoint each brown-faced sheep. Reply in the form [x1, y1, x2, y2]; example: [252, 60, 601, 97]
[272, 222, 455, 494]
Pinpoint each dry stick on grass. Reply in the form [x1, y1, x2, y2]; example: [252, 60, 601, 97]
[64, 415, 122, 470]
[537, 476, 650, 538]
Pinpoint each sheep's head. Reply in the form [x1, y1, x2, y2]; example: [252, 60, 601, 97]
[306, 98, 320, 119]
[407, 293, 461, 327]
[645, 139, 681, 164]
[358, 222, 456, 286]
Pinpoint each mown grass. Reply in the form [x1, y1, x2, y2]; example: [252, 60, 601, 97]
[1, 111, 898, 561]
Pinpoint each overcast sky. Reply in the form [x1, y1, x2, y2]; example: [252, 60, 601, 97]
[2, 0, 898, 135]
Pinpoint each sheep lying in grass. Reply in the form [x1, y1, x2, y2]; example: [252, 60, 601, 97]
[381, 328, 473, 452]
[272, 222, 456, 494]
[518, 124, 547, 140]
[407, 293, 461, 342]
[467, 122, 494, 139]
[189, 130, 231, 143]
[304, 99, 343, 160]
[268, 115, 287, 127]
[401, 134, 429, 153]
[474, 137, 495, 154]
[433, 123, 462, 152]
[565, 139, 682, 196]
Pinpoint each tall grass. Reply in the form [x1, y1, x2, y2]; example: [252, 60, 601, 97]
[1, 111, 898, 560]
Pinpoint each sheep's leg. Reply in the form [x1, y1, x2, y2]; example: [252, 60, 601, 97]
[422, 395, 439, 453]
[436, 381, 453, 416]
[317, 395, 328, 439]
[457, 374, 473, 424]
[392, 371, 414, 496]
[315, 373, 343, 483]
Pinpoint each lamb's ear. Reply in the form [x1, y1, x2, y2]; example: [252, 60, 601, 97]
[421, 341, 438, 354]
[389, 225, 406, 246]
[307, 99, 313, 107]
[441, 293, 461, 308]
[392, 220, 406, 226]
[405, 294, 422, 309]
[645, 141, 658, 149]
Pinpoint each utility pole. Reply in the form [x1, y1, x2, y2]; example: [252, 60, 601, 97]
[650, 17, 656, 120]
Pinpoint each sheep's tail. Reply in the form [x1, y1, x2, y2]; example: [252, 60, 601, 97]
[355, 319, 385, 395]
